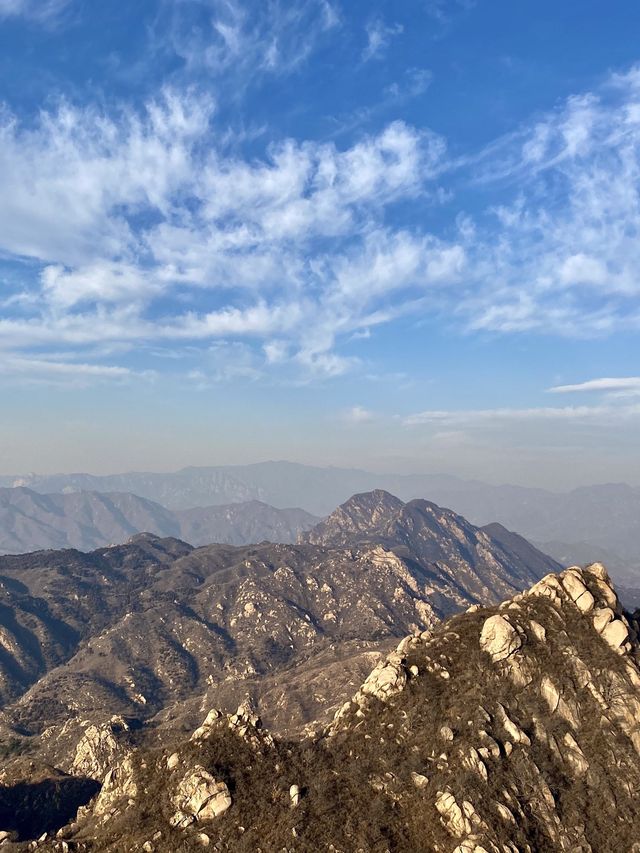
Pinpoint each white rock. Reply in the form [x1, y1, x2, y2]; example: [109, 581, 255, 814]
[479, 615, 522, 662]
[529, 620, 546, 642]
[540, 676, 560, 713]
[602, 618, 629, 652]
[593, 607, 615, 634]
[411, 772, 429, 789]
[172, 766, 232, 823]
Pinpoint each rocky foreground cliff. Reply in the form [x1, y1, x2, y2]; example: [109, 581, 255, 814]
[1, 561, 639, 851]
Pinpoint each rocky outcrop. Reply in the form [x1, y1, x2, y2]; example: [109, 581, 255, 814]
[479, 614, 523, 661]
[71, 716, 134, 781]
[170, 766, 231, 827]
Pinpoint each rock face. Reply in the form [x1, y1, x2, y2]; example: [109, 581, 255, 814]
[18, 560, 638, 852]
[479, 614, 523, 661]
[301, 490, 560, 596]
[171, 766, 232, 825]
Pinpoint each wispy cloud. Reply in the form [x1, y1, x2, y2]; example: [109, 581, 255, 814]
[0, 0, 70, 21]
[404, 403, 640, 426]
[0, 353, 153, 386]
[423, 0, 476, 28]
[362, 18, 403, 62]
[549, 377, 640, 394]
[3, 57, 640, 386]
[344, 405, 375, 424]
[0, 92, 452, 380]
[163, 0, 340, 85]
[453, 66, 640, 336]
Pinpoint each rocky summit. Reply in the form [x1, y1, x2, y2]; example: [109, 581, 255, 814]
[0, 561, 638, 851]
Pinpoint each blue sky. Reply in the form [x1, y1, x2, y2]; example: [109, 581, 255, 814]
[0, 0, 639, 485]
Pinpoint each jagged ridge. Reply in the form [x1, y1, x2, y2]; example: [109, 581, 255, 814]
[3, 562, 639, 851]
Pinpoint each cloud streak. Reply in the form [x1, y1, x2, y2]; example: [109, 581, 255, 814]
[404, 403, 640, 426]
[362, 18, 403, 62]
[549, 377, 640, 394]
[0, 0, 69, 21]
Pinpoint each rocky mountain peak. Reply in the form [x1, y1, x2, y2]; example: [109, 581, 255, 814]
[300, 488, 404, 545]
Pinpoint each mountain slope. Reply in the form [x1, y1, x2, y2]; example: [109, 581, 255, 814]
[174, 500, 318, 547]
[0, 487, 318, 554]
[0, 488, 179, 554]
[302, 490, 560, 600]
[5, 562, 639, 850]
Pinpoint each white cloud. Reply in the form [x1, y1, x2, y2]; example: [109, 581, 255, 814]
[344, 405, 374, 423]
[403, 404, 640, 426]
[549, 377, 640, 394]
[263, 340, 289, 364]
[166, 0, 340, 81]
[455, 67, 640, 335]
[558, 253, 608, 288]
[0, 353, 154, 387]
[0, 0, 69, 21]
[362, 18, 403, 62]
[0, 91, 451, 378]
[4, 61, 640, 384]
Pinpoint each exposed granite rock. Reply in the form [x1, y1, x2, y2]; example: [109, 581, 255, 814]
[171, 766, 231, 825]
[479, 615, 523, 662]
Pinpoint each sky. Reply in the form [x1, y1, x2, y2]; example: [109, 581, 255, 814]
[0, 0, 639, 487]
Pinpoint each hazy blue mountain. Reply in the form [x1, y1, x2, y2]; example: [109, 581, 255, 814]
[0, 487, 318, 554]
[3, 463, 639, 579]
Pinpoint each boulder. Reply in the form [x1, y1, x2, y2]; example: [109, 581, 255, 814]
[601, 618, 629, 652]
[480, 615, 522, 662]
[360, 652, 408, 700]
[561, 571, 595, 613]
[593, 607, 615, 634]
[172, 766, 232, 824]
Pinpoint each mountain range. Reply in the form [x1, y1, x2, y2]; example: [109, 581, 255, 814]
[2, 461, 638, 581]
[0, 487, 318, 554]
[1, 545, 638, 849]
[0, 492, 558, 747]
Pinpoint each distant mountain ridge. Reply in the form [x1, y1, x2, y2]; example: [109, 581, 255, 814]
[2, 462, 638, 580]
[0, 487, 318, 554]
[302, 490, 560, 586]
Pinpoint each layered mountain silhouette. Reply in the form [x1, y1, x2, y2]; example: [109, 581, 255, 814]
[0, 487, 318, 554]
[3, 461, 639, 581]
